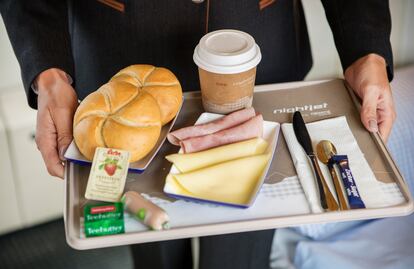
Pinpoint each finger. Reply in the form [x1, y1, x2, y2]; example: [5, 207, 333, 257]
[39, 144, 65, 178]
[360, 89, 380, 133]
[378, 117, 393, 143]
[36, 110, 65, 179]
[51, 107, 74, 161]
[377, 102, 396, 143]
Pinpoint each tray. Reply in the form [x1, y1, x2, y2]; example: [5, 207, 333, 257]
[163, 112, 281, 208]
[64, 79, 413, 250]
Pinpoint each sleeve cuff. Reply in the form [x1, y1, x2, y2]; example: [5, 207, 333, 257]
[31, 70, 73, 95]
[338, 35, 394, 82]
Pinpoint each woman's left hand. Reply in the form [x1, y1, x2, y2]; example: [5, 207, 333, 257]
[345, 53, 396, 142]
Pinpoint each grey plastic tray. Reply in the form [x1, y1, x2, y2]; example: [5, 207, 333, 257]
[64, 79, 413, 250]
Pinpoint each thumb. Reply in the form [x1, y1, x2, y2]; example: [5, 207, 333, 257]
[360, 91, 379, 133]
[53, 108, 75, 161]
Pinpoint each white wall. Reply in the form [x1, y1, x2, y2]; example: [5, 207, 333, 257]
[390, 0, 414, 67]
[302, 0, 342, 80]
[0, 19, 22, 90]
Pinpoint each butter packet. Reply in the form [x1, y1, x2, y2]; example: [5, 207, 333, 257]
[85, 147, 130, 202]
[84, 202, 124, 237]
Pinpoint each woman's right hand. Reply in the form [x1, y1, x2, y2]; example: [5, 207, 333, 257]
[35, 68, 78, 178]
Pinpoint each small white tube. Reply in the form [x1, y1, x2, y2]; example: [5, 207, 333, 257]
[122, 191, 170, 230]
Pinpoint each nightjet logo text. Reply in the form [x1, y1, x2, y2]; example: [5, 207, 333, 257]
[272, 103, 328, 114]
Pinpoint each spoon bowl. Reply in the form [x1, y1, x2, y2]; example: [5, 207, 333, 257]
[316, 140, 337, 164]
[316, 140, 349, 210]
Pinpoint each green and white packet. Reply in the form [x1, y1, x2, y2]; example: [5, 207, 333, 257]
[84, 202, 125, 237]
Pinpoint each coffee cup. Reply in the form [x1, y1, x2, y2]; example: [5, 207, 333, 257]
[193, 29, 261, 114]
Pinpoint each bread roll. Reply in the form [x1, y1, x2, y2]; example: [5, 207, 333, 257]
[73, 81, 162, 162]
[111, 64, 182, 125]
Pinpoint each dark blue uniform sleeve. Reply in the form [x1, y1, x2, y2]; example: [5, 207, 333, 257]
[0, 0, 75, 109]
[321, 0, 393, 81]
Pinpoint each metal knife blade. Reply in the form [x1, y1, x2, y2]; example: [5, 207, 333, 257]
[292, 111, 313, 155]
[292, 111, 339, 211]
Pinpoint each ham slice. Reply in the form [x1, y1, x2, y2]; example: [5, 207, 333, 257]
[180, 114, 263, 153]
[167, 107, 256, 146]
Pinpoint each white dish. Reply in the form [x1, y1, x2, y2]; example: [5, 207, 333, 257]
[163, 112, 281, 208]
[64, 99, 183, 173]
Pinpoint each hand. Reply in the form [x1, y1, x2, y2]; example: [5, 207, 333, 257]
[345, 53, 396, 142]
[35, 68, 78, 178]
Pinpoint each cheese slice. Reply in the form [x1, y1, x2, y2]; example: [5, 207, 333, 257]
[170, 154, 270, 205]
[165, 174, 194, 196]
[165, 138, 268, 173]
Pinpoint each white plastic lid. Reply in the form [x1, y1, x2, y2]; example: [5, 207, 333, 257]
[193, 29, 262, 74]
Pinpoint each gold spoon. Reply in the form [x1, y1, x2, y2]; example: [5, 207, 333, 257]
[316, 140, 349, 210]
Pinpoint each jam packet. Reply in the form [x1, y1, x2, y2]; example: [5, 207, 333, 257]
[84, 202, 125, 237]
[85, 147, 130, 202]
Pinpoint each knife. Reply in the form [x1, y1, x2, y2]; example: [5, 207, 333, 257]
[292, 111, 339, 211]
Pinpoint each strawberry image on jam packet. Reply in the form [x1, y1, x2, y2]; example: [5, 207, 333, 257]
[85, 147, 130, 202]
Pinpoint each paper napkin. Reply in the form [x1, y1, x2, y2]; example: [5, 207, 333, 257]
[282, 116, 402, 213]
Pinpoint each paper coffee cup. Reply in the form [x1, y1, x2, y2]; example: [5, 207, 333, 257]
[193, 29, 262, 114]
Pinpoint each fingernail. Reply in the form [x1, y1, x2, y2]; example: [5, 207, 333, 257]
[59, 146, 68, 161]
[369, 120, 378, 132]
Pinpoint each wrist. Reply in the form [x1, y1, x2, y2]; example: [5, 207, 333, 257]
[345, 53, 386, 75]
[35, 68, 72, 94]
[362, 53, 386, 68]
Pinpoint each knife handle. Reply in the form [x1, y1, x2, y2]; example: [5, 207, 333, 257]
[309, 155, 339, 211]
[308, 155, 327, 209]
